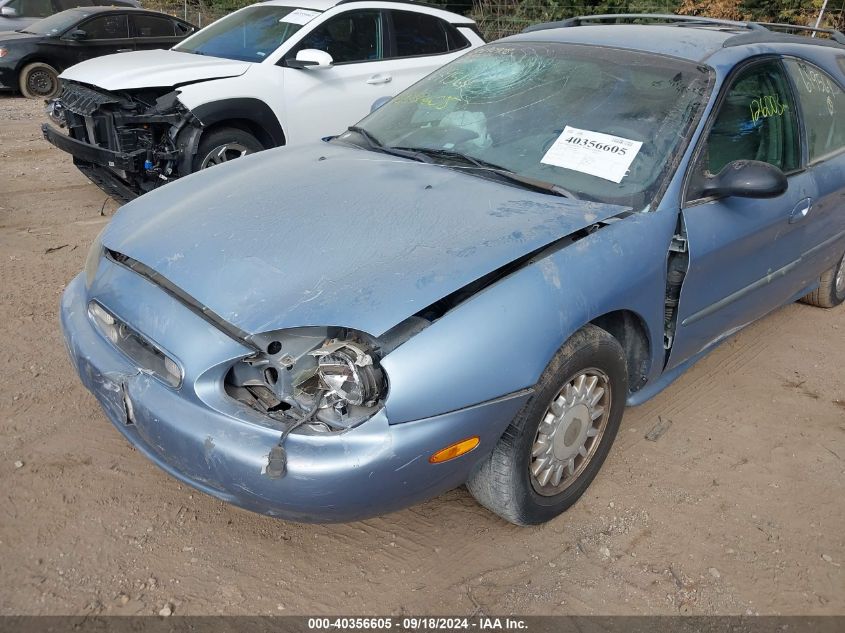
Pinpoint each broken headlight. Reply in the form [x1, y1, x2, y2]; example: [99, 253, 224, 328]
[312, 341, 383, 406]
[225, 328, 386, 431]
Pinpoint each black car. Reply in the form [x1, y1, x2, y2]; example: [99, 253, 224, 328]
[0, 6, 195, 98]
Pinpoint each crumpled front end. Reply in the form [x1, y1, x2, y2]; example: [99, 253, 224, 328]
[60, 255, 530, 522]
[43, 81, 201, 203]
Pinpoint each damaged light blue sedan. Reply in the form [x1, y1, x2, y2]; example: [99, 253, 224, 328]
[61, 15, 845, 525]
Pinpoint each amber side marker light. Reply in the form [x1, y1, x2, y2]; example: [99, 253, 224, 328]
[429, 436, 480, 464]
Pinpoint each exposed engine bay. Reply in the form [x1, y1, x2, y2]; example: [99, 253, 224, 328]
[45, 80, 201, 202]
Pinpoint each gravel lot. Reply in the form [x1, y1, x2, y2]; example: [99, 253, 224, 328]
[1, 94, 843, 616]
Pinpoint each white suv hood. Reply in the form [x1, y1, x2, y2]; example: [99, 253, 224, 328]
[60, 49, 251, 91]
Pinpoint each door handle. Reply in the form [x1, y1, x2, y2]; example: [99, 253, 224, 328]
[789, 197, 812, 224]
[366, 74, 392, 85]
[116, 48, 132, 52]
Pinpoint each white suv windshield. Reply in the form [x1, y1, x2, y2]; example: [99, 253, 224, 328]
[353, 42, 713, 207]
[174, 5, 320, 62]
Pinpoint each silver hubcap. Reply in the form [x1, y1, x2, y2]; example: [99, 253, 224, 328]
[530, 369, 611, 496]
[836, 254, 845, 295]
[200, 142, 251, 169]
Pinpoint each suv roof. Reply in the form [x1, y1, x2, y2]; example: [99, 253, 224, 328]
[261, 0, 463, 14]
[513, 13, 845, 63]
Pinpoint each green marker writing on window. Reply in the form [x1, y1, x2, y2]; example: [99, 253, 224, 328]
[750, 94, 788, 123]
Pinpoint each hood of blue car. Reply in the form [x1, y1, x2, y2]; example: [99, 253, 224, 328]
[102, 143, 629, 337]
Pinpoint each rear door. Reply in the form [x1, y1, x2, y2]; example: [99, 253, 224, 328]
[668, 57, 816, 368]
[129, 12, 188, 51]
[382, 9, 472, 92]
[783, 57, 845, 280]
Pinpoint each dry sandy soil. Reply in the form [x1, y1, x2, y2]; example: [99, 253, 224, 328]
[0, 95, 843, 617]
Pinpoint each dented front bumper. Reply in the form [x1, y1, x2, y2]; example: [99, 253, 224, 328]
[60, 272, 529, 522]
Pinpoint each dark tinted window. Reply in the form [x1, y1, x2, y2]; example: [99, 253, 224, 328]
[80, 13, 128, 38]
[8, 0, 53, 18]
[294, 10, 383, 64]
[132, 13, 175, 37]
[390, 10, 465, 57]
[785, 59, 845, 161]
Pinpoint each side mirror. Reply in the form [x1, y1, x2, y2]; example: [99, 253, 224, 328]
[700, 160, 788, 199]
[288, 48, 333, 69]
[1, 6, 19, 16]
[370, 96, 391, 113]
[68, 28, 88, 40]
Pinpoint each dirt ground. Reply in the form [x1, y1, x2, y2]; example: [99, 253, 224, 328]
[0, 95, 843, 617]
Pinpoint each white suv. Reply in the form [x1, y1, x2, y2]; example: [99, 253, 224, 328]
[42, 0, 483, 201]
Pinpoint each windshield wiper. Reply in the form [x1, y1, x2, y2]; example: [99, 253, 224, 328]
[394, 147, 579, 199]
[346, 127, 433, 163]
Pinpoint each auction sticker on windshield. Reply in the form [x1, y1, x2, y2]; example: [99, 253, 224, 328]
[541, 126, 642, 183]
[281, 8, 321, 24]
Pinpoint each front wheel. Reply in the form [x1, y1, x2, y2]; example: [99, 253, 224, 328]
[191, 127, 264, 173]
[467, 324, 627, 525]
[19, 62, 60, 99]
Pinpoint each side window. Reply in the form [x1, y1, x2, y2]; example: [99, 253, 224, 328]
[687, 60, 799, 200]
[389, 10, 466, 57]
[784, 58, 845, 162]
[131, 14, 176, 37]
[292, 10, 383, 64]
[79, 13, 129, 39]
[8, 0, 53, 18]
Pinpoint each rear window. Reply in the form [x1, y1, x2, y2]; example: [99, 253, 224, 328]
[132, 13, 175, 37]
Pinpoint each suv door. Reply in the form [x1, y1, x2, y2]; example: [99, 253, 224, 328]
[282, 9, 389, 143]
[382, 9, 470, 90]
[64, 11, 132, 65]
[667, 58, 817, 369]
[783, 57, 845, 280]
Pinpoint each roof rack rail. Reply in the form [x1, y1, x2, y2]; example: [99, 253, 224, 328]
[336, 0, 443, 8]
[522, 13, 845, 46]
[522, 13, 766, 34]
[754, 21, 845, 44]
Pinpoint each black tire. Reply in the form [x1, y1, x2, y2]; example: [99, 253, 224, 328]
[467, 324, 627, 526]
[191, 127, 264, 173]
[800, 251, 845, 309]
[19, 62, 60, 99]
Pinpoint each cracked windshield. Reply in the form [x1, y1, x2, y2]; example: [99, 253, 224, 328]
[349, 42, 713, 208]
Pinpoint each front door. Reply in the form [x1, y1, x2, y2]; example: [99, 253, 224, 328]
[668, 58, 816, 369]
[65, 12, 133, 66]
[282, 9, 398, 144]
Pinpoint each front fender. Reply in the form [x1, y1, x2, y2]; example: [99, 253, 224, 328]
[381, 210, 676, 424]
[183, 96, 286, 147]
